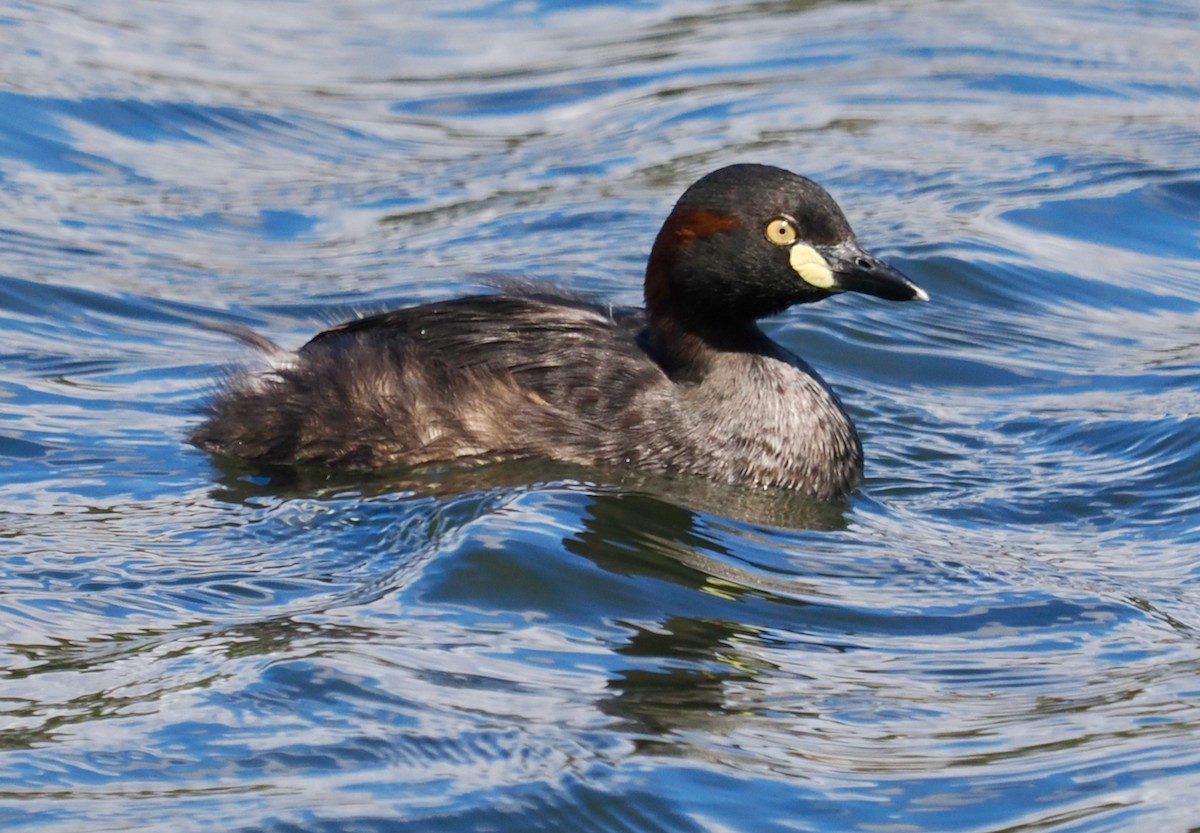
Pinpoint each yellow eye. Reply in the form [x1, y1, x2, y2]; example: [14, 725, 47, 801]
[765, 216, 798, 246]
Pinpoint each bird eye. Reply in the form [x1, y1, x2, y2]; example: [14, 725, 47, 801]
[765, 216, 798, 246]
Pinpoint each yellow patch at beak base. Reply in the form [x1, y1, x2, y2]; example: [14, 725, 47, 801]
[788, 244, 835, 289]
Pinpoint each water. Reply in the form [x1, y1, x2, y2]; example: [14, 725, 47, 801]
[2, 0, 1200, 830]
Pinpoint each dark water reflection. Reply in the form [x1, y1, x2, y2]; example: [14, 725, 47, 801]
[4, 0, 1200, 831]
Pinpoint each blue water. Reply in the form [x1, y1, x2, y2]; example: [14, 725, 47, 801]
[3, 0, 1200, 831]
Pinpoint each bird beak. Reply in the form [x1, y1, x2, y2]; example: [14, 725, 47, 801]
[790, 240, 928, 302]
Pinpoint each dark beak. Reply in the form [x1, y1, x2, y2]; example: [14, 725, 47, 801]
[820, 241, 928, 302]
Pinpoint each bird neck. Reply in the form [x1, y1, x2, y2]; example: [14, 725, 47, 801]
[641, 311, 770, 382]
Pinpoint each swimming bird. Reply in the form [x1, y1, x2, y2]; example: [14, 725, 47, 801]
[192, 163, 926, 499]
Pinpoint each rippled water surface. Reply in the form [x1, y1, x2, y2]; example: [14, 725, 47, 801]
[3, 0, 1200, 830]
